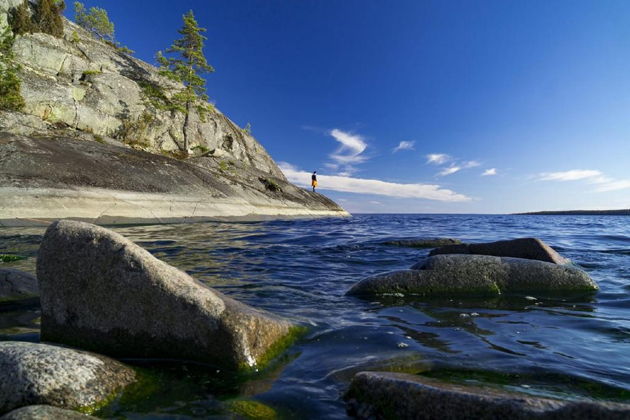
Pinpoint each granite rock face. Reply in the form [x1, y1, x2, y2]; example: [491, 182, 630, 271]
[0, 405, 94, 420]
[0, 342, 135, 415]
[37, 220, 294, 370]
[382, 238, 462, 249]
[346, 371, 630, 420]
[429, 237, 570, 265]
[347, 254, 597, 297]
[0, 269, 38, 301]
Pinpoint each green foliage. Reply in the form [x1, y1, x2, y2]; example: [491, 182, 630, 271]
[192, 144, 209, 154]
[34, 0, 65, 38]
[157, 10, 214, 103]
[227, 400, 278, 420]
[242, 122, 252, 135]
[74, 1, 113, 41]
[8, 0, 65, 38]
[71, 30, 80, 43]
[118, 112, 154, 146]
[138, 81, 185, 113]
[81, 69, 101, 77]
[8, 1, 34, 35]
[0, 254, 26, 263]
[259, 177, 282, 193]
[0, 29, 25, 111]
[93, 133, 105, 143]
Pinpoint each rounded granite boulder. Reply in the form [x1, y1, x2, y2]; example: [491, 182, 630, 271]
[346, 371, 630, 420]
[0, 405, 95, 419]
[347, 254, 597, 297]
[0, 269, 38, 302]
[0, 342, 136, 415]
[36, 220, 295, 371]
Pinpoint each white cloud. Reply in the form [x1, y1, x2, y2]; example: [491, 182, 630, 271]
[279, 162, 471, 202]
[329, 129, 367, 164]
[537, 169, 630, 192]
[463, 160, 481, 168]
[393, 140, 415, 153]
[538, 169, 602, 181]
[426, 153, 451, 165]
[438, 166, 461, 176]
[482, 168, 497, 176]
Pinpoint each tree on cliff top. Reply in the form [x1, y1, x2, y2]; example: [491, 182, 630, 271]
[74, 1, 114, 41]
[157, 10, 214, 152]
[34, 0, 65, 38]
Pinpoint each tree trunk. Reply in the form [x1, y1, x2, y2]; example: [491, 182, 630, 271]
[183, 101, 191, 155]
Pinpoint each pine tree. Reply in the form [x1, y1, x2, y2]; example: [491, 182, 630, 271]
[74, 1, 114, 41]
[34, 0, 65, 38]
[0, 28, 25, 111]
[157, 10, 214, 153]
[9, 1, 34, 36]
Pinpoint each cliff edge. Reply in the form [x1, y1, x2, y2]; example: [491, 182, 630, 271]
[0, 2, 348, 225]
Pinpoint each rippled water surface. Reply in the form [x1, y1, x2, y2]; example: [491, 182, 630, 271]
[1, 214, 629, 418]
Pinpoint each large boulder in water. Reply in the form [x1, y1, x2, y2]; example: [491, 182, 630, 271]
[347, 254, 597, 297]
[345, 371, 630, 420]
[0, 269, 38, 302]
[0, 341, 135, 415]
[36, 220, 294, 370]
[429, 237, 570, 265]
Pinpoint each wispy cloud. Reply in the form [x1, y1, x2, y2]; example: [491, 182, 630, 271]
[537, 169, 630, 192]
[326, 129, 368, 176]
[482, 168, 497, 176]
[279, 162, 471, 202]
[426, 153, 451, 165]
[438, 166, 461, 176]
[393, 140, 415, 153]
[463, 160, 481, 168]
[538, 169, 602, 181]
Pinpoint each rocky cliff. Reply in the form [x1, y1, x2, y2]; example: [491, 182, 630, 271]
[0, 2, 348, 225]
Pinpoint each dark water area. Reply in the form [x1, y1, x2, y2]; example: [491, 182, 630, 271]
[1, 214, 630, 418]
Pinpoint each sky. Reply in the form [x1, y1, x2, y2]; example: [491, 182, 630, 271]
[68, 1, 630, 213]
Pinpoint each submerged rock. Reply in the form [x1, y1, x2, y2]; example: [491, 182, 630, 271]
[382, 238, 462, 249]
[345, 371, 630, 420]
[0, 405, 95, 419]
[37, 220, 295, 370]
[0, 269, 38, 302]
[429, 237, 570, 265]
[0, 342, 135, 415]
[347, 254, 597, 297]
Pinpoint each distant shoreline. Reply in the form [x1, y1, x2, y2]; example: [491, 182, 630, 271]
[515, 209, 630, 216]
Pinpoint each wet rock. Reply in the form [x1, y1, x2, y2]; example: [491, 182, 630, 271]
[382, 238, 462, 249]
[0, 269, 38, 302]
[0, 342, 135, 414]
[345, 371, 630, 420]
[347, 255, 597, 297]
[0, 405, 95, 419]
[429, 237, 570, 265]
[37, 220, 294, 370]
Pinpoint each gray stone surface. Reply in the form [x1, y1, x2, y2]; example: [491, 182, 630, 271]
[346, 371, 630, 420]
[37, 220, 295, 370]
[429, 237, 570, 265]
[0, 342, 135, 415]
[347, 254, 597, 297]
[1, 405, 94, 420]
[0, 269, 38, 302]
[382, 238, 462, 249]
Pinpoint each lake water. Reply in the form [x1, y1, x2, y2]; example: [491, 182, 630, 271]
[1, 214, 629, 418]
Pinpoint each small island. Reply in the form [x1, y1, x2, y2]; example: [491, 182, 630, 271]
[516, 209, 630, 216]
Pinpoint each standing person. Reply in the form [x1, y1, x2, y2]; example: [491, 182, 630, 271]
[311, 171, 317, 192]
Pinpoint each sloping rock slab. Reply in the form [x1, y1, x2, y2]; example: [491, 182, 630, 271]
[0, 269, 38, 302]
[1, 405, 94, 419]
[429, 237, 570, 265]
[0, 342, 135, 415]
[37, 220, 293, 370]
[347, 255, 597, 297]
[345, 371, 630, 420]
[382, 238, 462, 249]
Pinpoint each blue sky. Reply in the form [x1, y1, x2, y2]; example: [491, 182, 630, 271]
[69, 1, 630, 213]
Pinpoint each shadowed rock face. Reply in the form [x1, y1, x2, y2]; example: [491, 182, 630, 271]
[0, 342, 135, 415]
[0, 269, 38, 302]
[37, 220, 294, 370]
[347, 255, 597, 297]
[429, 238, 570, 265]
[345, 372, 630, 420]
[0, 405, 95, 419]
